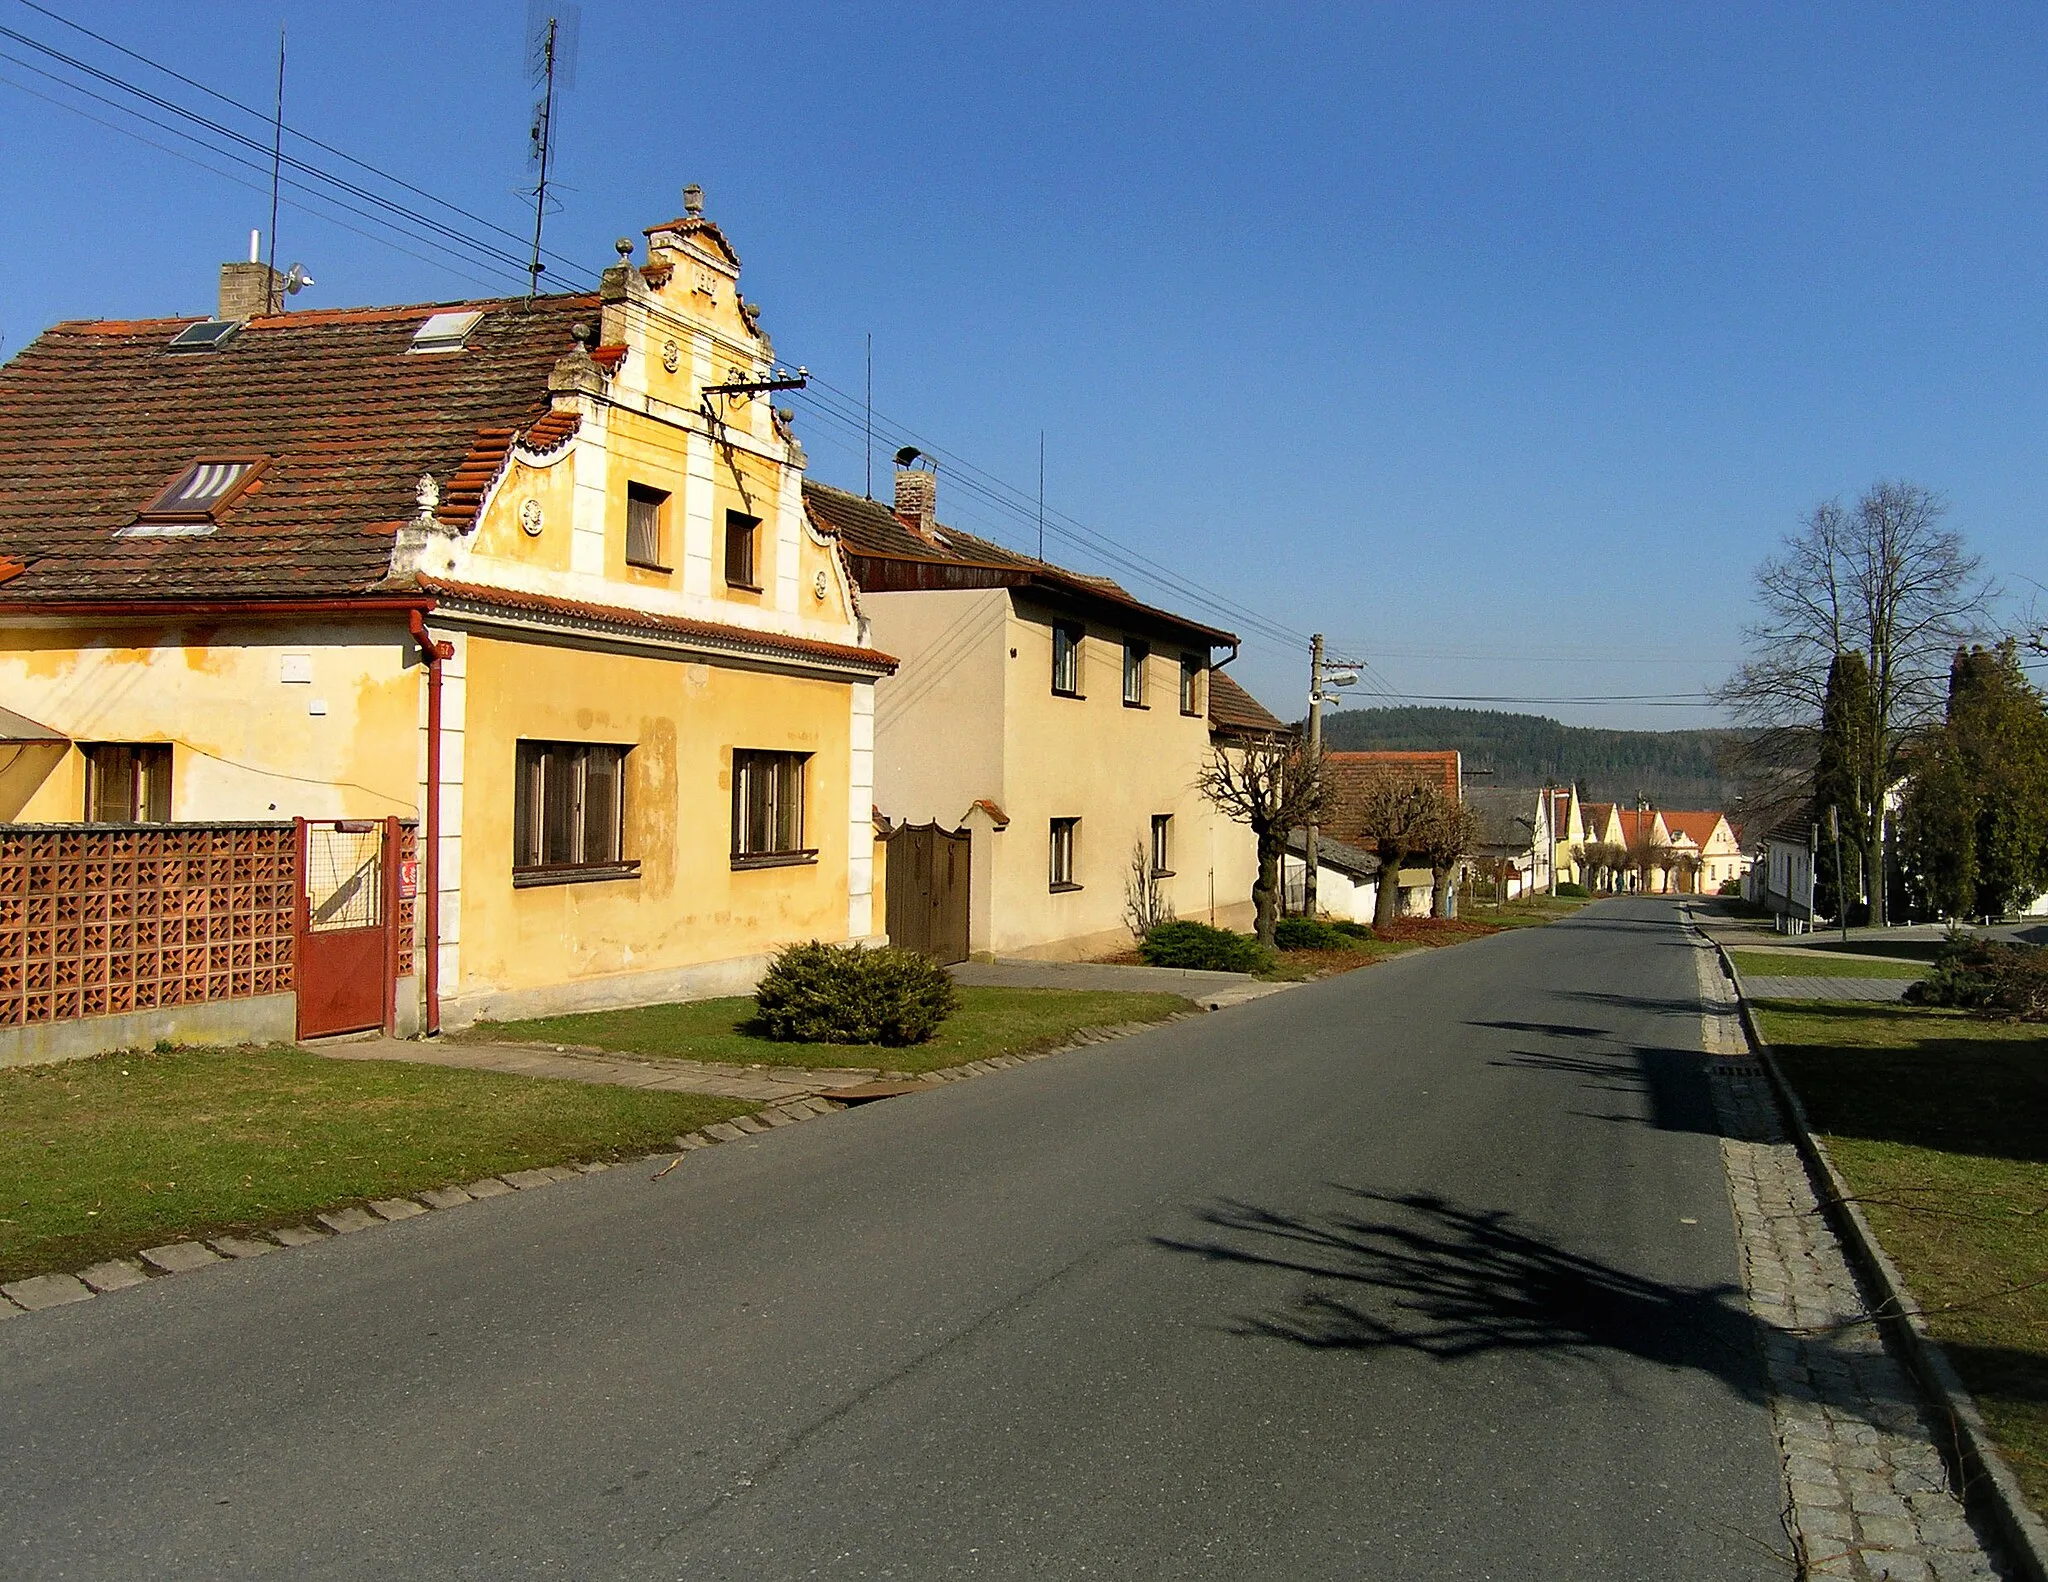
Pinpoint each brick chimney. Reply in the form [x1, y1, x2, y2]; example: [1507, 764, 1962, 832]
[218, 231, 284, 320]
[894, 467, 936, 537]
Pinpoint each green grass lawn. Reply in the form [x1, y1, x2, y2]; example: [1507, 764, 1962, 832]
[1731, 949, 1928, 980]
[469, 985, 1193, 1076]
[1756, 999, 2048, 1516]
[0, 1046, 752, 1285]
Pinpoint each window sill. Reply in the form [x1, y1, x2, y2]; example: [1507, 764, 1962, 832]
[725, 580, 764, 594]
[731, 849, 818, 871]
[1179, 708, 1200, 718]
[1151, 868, 1175, 879]
[626, 559, 673, 574]
[1123, 699, 1149, 710]
[1048, 881, 1083, 893]
[513, 860, 641, 889]
[1052, 690, 1085, 701]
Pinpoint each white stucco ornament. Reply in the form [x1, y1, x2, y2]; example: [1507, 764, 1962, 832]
[813, 570, 828, 602]
[519, 498, 544, 538]
[661, 339, 680, 373]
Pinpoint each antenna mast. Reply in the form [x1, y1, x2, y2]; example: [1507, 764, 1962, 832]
[526, 15, 558, 301]
[864, 333, 874, 499]
[265, 23, 284, 313]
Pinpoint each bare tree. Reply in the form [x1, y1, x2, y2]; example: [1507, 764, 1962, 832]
[1419, 799, 1481, 918]
[1123, 838, 1175, 941]
[1352, 772, 1444, 930]
[1625, 825, 1676, 893]
[1717, 481, 1994, 925]
[1197, 740, 1323, 948]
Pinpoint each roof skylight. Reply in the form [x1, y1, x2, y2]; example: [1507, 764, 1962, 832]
[132, 456, 266, 529]
[167, 319, 243, 353]
[409, 309, 484, 353]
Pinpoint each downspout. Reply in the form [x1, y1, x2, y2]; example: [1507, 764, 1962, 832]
[409, 610, 452, 1035]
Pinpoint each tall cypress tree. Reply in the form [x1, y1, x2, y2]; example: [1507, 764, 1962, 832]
[1901, 643, 2048, 918]
[1812, 651, 1875, 923]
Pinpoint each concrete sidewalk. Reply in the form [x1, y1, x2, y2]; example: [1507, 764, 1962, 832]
[949, 958, 1293, 1010]
[311, 1036, 883, 1104]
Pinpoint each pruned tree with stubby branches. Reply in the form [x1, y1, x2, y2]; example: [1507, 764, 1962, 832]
[1197, 739, 1324, 949]
[1352, 771, 1445, 930]
[1418, 798, 1481, 918]
[1717, 480, 1995, 926]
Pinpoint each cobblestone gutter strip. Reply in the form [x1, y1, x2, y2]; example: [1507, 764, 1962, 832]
[1708, 933, 2048, 1582]
[0, 1012, 1202, 1322]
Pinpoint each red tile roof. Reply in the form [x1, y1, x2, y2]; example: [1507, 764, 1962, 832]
[1207, 670, 1288, 737]
[1660, 810, 1731, 850]
[0, 293, 598, 602]
[415, 577, 896, 673]
[802, 481, 1237, 649]
[1321, 751, 1462, 845]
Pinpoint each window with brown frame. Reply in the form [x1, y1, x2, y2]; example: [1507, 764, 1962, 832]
[512, 741, 635, 885]
[83, 744, 171, 823]
[626, 483, 670, 569]
[1180, 655, 1203, 716]
[725, 510, 761, 589]
[1049, 817, 1080, 890]
[1151, 813, 1174, 877]
[1123, 640, 1148, 707]
[1051, 623, 1083, 697]
[732, 750, 811, 865]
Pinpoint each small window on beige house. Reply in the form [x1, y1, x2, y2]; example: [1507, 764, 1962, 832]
[626, 483, 670, 569]
[513, 741, 635, 885]
[1180, 655, 1202, 716]
[1151, 814, 1173, 877]
[1123, 641, 1148, 707]
[732, 750, 810, 865]
[83, 744, 171, 823]
[725, 511, 761, 589]
[1052, 623, 1083, 697]
[1049, 817, 1079, 890]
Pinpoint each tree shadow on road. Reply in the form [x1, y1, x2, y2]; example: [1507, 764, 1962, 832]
[1156, 1187, 1769, 1401]
[1487, 1043, 1724, 1136]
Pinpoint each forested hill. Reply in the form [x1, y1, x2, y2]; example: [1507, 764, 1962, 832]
[1320, 707, 1750, 810]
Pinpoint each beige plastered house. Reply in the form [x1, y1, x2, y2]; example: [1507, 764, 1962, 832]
[808, 471, 1259, 961]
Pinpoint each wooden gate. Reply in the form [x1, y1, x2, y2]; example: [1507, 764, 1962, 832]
[885, 823, 970, 964]
[295, 817, 401, 1038]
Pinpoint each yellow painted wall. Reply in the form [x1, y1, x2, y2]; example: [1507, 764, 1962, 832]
[0, 622, 419, 822]
[456, 630, 856, 997]
[994, 601, 1247, 959]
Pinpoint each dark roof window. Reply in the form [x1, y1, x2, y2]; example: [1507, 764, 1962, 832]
[131, 456, 267, 529]
[410, 309, 484, 353]
[166, 319, 243, 353]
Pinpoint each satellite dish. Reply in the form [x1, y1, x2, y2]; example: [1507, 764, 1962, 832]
[283, 262, 314, 296]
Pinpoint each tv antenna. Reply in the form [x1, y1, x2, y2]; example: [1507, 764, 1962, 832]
[524, 3, 580, 301]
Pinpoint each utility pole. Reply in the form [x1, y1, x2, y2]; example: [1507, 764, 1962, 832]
[1304, 633, 1323, 918]
[1547, 785, 1558, 898]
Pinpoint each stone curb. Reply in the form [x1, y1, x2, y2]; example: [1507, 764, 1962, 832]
[1712, 934, 2048, 1582]
[0, 1009, 1200, 1323]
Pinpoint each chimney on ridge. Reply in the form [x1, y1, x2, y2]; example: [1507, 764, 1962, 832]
[894, 465, 936, 537]
[219, 229, 284, 320]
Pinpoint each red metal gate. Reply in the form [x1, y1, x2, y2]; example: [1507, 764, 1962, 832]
[294, 817, 401, 1038]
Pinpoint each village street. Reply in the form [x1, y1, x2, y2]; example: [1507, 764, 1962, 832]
[2, 900, 1796, 1578]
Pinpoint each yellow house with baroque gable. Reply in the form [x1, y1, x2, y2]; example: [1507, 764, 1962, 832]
[0, 192, 893, 1049]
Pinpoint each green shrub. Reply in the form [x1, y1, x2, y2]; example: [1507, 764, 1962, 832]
[1555, 881, 1588, 898]
[752, 941, 958, 1045]
[1329, 919, 1375, 941]
[1718, 879, 1744, 896]
[1906, 936, 2048, 1020]
[1273, 916, 1359, 951]
[1139, 920, 1272, 974]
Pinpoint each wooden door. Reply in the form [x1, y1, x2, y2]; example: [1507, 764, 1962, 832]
[295, 817, 399, 1038]
[885, 823, 971, 964]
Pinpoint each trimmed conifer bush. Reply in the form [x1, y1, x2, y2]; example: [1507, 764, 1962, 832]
[1556, 881, 1588, 898]
[1138, 919, 1273, 974]
[753, 941, 958, 1045]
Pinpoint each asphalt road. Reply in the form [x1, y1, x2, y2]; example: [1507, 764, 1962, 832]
[0, 898, 1788, 1579]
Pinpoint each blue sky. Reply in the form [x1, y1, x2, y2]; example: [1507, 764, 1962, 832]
[1, 2, 2040, 728]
